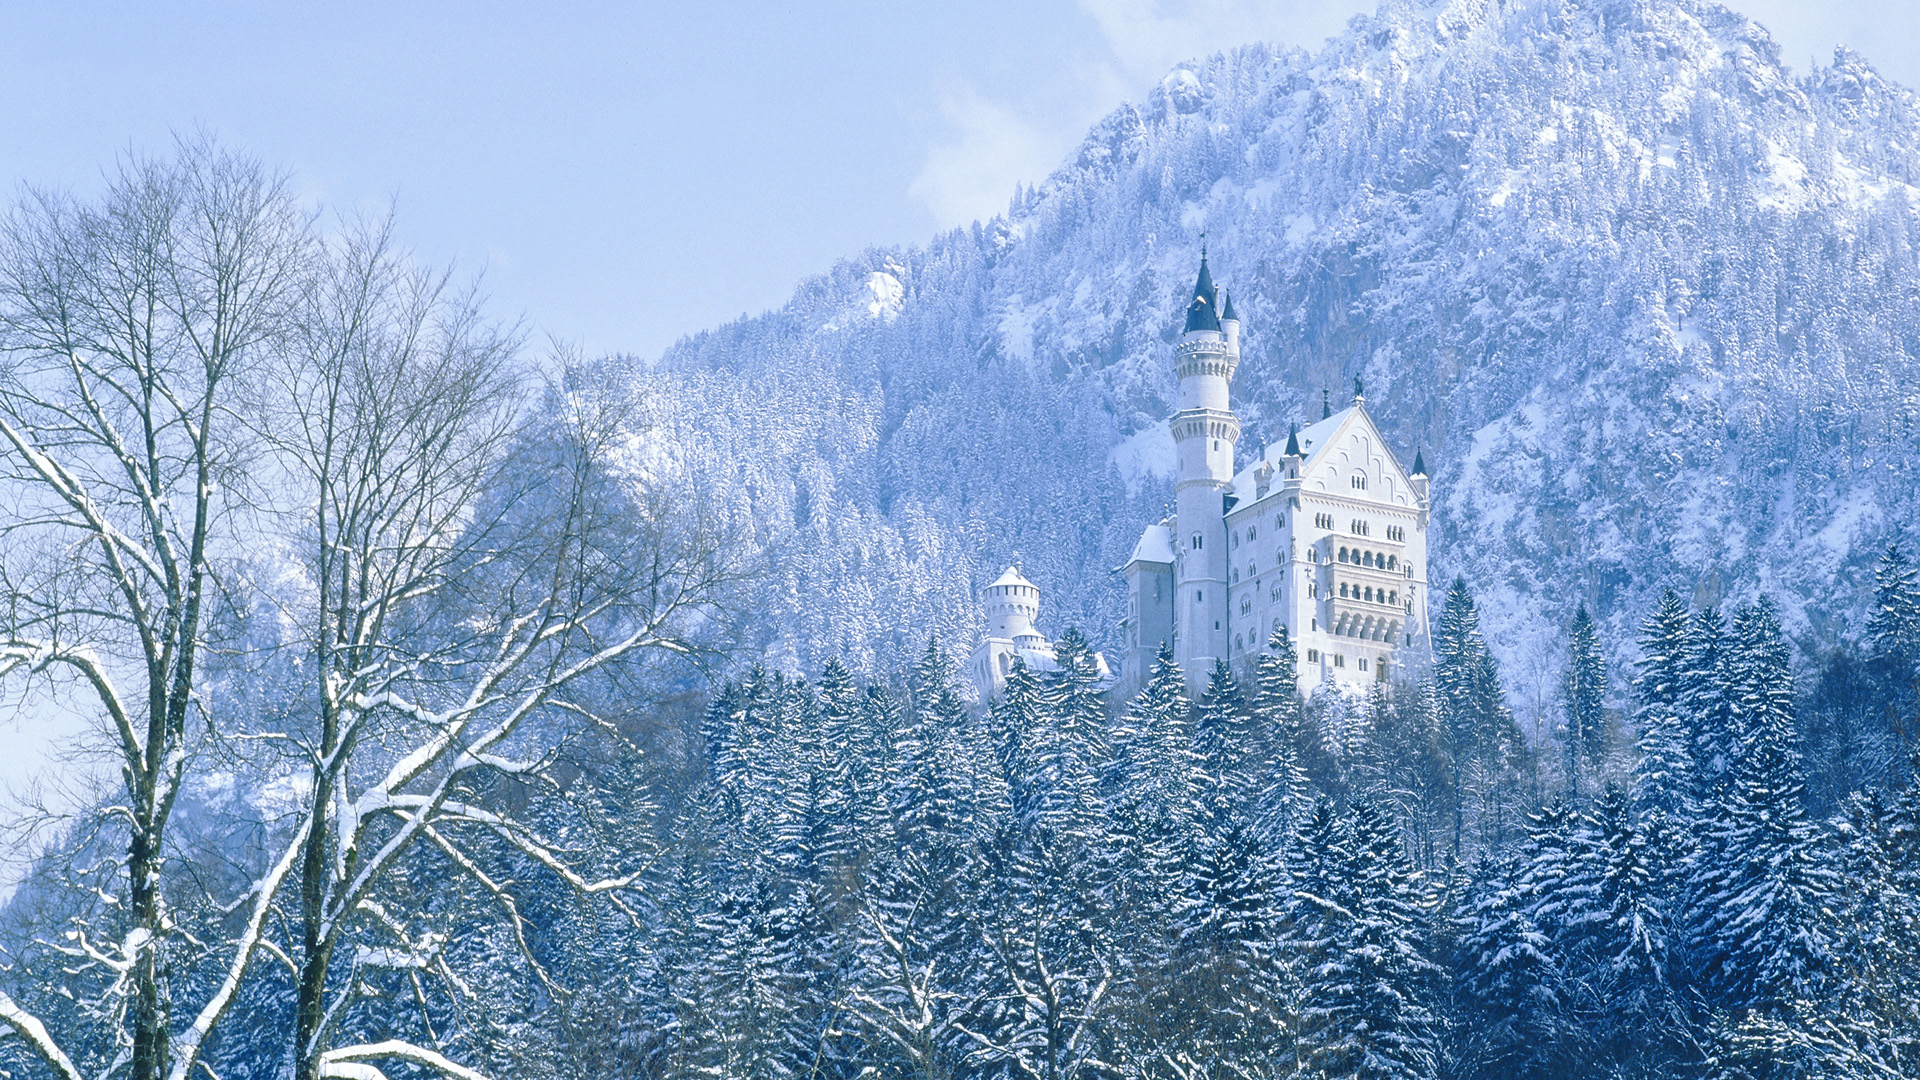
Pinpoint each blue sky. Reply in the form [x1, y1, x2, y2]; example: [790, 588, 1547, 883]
[2, 2, 1913, 361]
[0, 0, 1915, 862]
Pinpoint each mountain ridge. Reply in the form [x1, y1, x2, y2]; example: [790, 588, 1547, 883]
[635, 0, 1920, 706]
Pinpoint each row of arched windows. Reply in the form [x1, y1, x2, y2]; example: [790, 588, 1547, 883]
[1337, 582, 1400, 606]
[1338, 546, 1397, 570]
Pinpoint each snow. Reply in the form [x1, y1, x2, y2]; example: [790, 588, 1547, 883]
[1110, 424, 1176, 495]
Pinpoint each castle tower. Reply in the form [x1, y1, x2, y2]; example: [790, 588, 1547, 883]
[1170, 253, 1240, 689]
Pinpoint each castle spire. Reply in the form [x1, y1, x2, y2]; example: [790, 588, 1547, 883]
[1284, 423, 1301, 457]
[1183, 251, 1221, 333]
[1322, 388, 1331, 419]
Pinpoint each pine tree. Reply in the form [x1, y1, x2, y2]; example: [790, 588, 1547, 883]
[1454, 858, 1573, 1080]
[1867, 542, 1920, 765]
[1288, 798, 1442, 1080]
[1193, 657, 1257, 811]
[1632, 589, 1695, 818]
[1695, 600, 1840, 1013]
[1253, 624, 1317, 843]
[1680, 607, 1737, 805]
[1434, 577, 1525, 855]
[1562, 605, 1609, 800]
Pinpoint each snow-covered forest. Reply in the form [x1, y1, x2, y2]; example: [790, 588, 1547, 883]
[4, 0, 1920, 1077]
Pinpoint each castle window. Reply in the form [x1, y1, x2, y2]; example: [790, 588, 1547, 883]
[1306, 649, 1320, 663]
[1231, 568, 1239, 583]
[1387, 555, 1397, 570]
[1192, 534, 1203, 550]
[1389, 591, 1397, 605]
[1350, 520, 1369, 536]
[1196, 590, 1204, 604]
[1364, 587, 1374, 602]
[1363, 551, 1374, 568]
[1314, 512, 1334, 529]
[1241, 598, 1252, 616]
[1247, 525, 1257, 541]
[1377, 659, 1389, 682]
[1308, 548, 1319, 564]
[1235, 634, 1243, 651]
[1406, 564, 1415, 578]
[1248, 562, 1257, 578]
[1311, 618, 1317, 631]
[1231, 531, 1239, 548]
[1333, 654, 1345, 668]
[1351, 475, 1367, 490]
[1339, 582, 1349, 598]
[1338, 547, 1349, 563]
[1308, 582, 1317, 598]
[1358, 658, 1369, 672]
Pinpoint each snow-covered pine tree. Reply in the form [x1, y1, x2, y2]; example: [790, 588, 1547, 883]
[1453, 857, 1573, 1080]
[1288, 797, 1442, 1080]
[1695, 600, 1840, 1015]
[1194, 658, 1257, 812]
[1632, 589, 1695, 818]
[1253, 625, 1316, 844]
[1679, 607, 1736, 806]
[1867, 542, 1920, 763]
[1562, 605, 1609, 800]
[1434, 577, 1526, 855]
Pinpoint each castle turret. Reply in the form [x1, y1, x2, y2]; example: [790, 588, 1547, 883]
[971, 565, 1108, 702]
[1170, 252, 1240, 689]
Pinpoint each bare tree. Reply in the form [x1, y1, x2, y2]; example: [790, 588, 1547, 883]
[0, 142, 307, 1080]
[243, 227, 740, 1080]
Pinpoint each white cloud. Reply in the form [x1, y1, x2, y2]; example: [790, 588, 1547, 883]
[909, 77, 1062, 227]
[909, 0, 1371, 227]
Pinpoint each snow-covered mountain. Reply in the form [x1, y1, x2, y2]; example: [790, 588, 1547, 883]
[635, 0, 1920, 703]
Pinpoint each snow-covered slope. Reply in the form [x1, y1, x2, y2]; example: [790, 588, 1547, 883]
[636, 0, 1920, 701]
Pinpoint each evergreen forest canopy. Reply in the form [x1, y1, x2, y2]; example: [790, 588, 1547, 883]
[6, 0, 1920, 1077]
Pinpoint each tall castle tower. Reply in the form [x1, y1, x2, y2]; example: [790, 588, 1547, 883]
[1169, 253, 1240, 686]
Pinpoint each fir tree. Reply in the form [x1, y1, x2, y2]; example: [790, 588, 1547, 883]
[1454, 858, 1574, 1080]
[1434, 577, 1525, 855]
[1632, 589, 1695, 818]
[1695, 600, 1840, 1013]
[1253, 624, 1317, 843]
[1867, 542, 1920, 763]
[1562, 605, 1609, 800]
[1288, 798, 1442, 1080]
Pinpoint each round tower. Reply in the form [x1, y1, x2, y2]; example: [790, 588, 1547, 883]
[1170, 252, 1240, 688]
[983, 565, 1044, 645]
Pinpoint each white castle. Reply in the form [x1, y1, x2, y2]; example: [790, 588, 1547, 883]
[1119, 252, 1433, 695]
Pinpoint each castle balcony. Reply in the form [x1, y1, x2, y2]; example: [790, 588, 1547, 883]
[1324, 598, 1405, 645]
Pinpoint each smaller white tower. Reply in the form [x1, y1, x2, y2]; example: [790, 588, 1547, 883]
[969, 565, 1108, 703]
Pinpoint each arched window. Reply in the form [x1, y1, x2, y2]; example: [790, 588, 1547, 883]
[1235, 634, 1243, 651]
[1192, 534, 1203, 550]
[1248, 525, 1258, 540]
[1364, 586, 1374, 602]
[1363, 551, 1374, 567]
[1339, 547, 1350, 563]
[1339, 582, 1349, 598]
[1248, 562, 1257, 578]
[1387, 554, 1397, 570]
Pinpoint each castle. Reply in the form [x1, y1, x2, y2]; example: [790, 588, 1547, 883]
[1119, 253, 1432, 695]
[969, 253, 1431, 704]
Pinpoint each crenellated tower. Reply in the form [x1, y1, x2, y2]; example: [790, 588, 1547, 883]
[1169, 253, 1240, 688]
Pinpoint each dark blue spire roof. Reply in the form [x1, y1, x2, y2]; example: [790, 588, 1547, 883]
[1183, 252, 1221, 333]
[1412, 449, 1427, 476]
[1218, 287, 1237, 323]
[1284, 424, 1301, 457]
